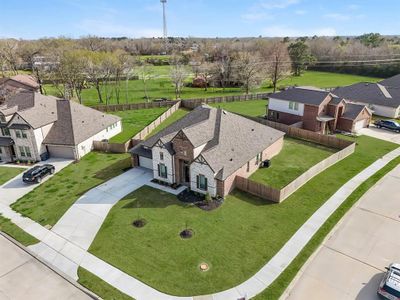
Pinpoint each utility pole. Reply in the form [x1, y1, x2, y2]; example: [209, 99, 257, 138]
[160, 0, 168, 54]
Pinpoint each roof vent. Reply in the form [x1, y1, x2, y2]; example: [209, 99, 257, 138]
[229, 158, 233, 161]
[82, 120, 85, 123]
[251, 128, 255, 131]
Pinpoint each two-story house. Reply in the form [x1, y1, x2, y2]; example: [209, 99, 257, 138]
[0, 75, 39, 104]
[0, 91, 122, 163]
[267, 87, 372, 134]
[131, 105, 285, 198]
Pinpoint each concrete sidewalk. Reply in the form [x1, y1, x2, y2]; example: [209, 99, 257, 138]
[282, 164, 400, 300]
[0, 234, 92, 300]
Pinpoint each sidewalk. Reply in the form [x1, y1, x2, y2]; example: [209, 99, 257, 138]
[0, 148, 399, 300]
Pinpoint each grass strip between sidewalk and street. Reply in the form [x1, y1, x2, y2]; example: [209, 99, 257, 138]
[0, 216, 39, 246]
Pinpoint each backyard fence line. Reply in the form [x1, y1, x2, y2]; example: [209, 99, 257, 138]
[234, 118, 356, 203]
[92, 92, 270, 112]
[93, 101, 182, 153]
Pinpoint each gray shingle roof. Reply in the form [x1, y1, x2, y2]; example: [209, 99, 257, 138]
[43, 100, 120, 146]
[333, 83, 400, 108]
[132, 105, 285, 180]
[269, 87, 331, 106]
[379, 74, 400, 87]
[341, 103, 368, 120]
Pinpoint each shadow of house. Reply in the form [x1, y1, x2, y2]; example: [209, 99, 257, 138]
[356, 271, 384, 300]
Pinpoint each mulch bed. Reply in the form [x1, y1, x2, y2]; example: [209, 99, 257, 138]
[180, 229, 194, 239]
[195, 198, 224, 211]
[132, 219, 147, 228]
[177, 190, 224, 211]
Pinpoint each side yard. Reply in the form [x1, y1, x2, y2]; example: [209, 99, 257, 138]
[249, 137, 336, 189]
[0, 167, 26, 185]
[209, 99, 267, 117]
[11, 152, 131, 227]
[87, 135, 397, 296]
[147, 108, 190, 137]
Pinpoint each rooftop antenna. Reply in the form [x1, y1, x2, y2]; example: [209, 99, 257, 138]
[160, 0, 168, 53]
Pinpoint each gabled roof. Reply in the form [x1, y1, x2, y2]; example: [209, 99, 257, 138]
[341, 103, 370, 120]
[333, 82, 400, 108]
[268, 87, 331, 106]
[132, 105, 285, 180]
[0, 75, 39, 89]
[379, 74, 400, 87]
[43, 100, 120, 146]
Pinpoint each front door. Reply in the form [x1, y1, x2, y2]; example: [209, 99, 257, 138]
[181, 160, 190, 185]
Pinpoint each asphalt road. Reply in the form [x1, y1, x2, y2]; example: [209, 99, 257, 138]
[283, 164, 400, 300]
[0, 235, 92, 300]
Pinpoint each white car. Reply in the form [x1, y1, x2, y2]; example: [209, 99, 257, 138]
[378, 263, 400, 300]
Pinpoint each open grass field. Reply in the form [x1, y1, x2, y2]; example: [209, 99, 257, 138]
[43, 71, 382, 107]
[110, 107, 168, 143]
[88, 135, 396, 296]
[250, 137, 336, 189]
[0, 216, 39, 246]
[11, 152, 131, 227]
[0, 167, 26, 185]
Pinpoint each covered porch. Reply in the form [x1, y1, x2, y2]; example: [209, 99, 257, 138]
[0, 137, 15, 163]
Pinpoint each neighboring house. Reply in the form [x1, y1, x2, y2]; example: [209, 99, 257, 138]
[0, 91, 121, 163]
[131, 105, 285, 198]
[333, 83, 400, 118]
[0, 75, 40, 104]
[267, 87, 372, 134]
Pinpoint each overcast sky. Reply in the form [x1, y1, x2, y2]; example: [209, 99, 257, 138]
[1, 0, 399, 39]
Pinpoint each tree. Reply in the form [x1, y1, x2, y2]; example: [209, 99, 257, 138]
[169, 55, 187, 99]
[288, 41, 316, 76]
[137, 60, 154, 102]
[235, 51, 265, 95]
[264, 42, 291, 92]
[357, 33, 385, 48]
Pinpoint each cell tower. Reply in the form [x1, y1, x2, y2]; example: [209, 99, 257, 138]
[160, 0, 167, 39]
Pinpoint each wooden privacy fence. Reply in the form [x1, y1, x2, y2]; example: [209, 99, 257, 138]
[235, 176, 281, 203]
[93, 101, 182, 153]
[92, 92, 270, 112]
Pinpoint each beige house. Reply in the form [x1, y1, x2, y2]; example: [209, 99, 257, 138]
[131, 105, 284, 198]
[0, 75, 39, 103]
[0, 91, 121, 163]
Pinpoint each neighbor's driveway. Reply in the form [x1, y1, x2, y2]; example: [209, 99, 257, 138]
[0, 234, 91, 300]
[359, 125, 400, 144]
[0, 159, 73, 206]
[283, 164, 400, 300]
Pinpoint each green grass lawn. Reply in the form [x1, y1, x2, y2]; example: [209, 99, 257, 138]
[209, 99, 267, 117]
[43, 71, 381, 107]
[88, 135, 397, 296]
[78, 268, 133, 300]
[250, 137, 336, 189]
[109, 107, 168, 143]
[0, 216, 39, 246]
[147, 108, 190, 138]
[11, 152, 131, 227]
[0, 167, 26, 185]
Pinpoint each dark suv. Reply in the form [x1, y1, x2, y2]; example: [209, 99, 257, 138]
[375, 120, 400, 132]
[22, 164, 55, 184]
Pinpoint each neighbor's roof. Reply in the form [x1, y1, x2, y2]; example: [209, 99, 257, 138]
[0, 75, 39, 89]
[341, 103, 370, 120]
[269, 87, 331, 106]
[333, 82, 400, 108]
[43, 100, 120, 146]
[379, 74, 400, 88]
[131, 105, 285, 180]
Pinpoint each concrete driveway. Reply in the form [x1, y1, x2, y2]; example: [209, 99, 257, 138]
[0, 159, 73, 206]
[0, 235, 92, 300]
[283, 165, 400, 300]
[359, 125, 400, 144]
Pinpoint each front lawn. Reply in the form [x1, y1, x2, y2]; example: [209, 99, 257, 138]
[88, 135, 397, 296]
[110, 107, 168, 143]
[0, 166, 26, 185]
[209, 99, 267, 117]
[11, 152, 131, 227]
[250, 137, 336, 189]
[0, 216, 39, 246]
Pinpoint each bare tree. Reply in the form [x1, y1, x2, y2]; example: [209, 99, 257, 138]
[137, 60, 154, 102]
[170, 55, 187, 99]
[235, 51, 265, 95]
[264, 41, 291, 92]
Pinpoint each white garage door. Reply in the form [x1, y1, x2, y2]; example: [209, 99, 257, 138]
[47, 145, 76, 159]
[139, 156, 153, 169]
[354, 119, 367, 132]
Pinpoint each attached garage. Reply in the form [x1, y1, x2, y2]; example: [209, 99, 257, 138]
[139, 156, 153, 170]
[353, 119, 368, 132]
[47, 145, 76, 159]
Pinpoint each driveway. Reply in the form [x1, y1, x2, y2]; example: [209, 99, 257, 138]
[0, 234, 92, 300]
[359, 125, 400, 144]
[0, 158, 73, 206]
[283, 164, 400, 300]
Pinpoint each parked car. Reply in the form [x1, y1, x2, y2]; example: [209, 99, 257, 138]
[22, 164, 55, 184]
[374, 120, 400, 132]
[377, 263, 400, 300]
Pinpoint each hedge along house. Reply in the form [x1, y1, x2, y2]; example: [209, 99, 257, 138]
[0, 91, 121, 162]
[131, 105, 285, 198]
[267, 87, 372, 134]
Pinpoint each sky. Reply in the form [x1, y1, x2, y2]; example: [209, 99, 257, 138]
[1, 0, 400, 39]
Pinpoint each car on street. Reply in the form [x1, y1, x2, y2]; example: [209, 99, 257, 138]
[374, 120, 400, 132]
[377, 263, 400, 300]
[22, 164, 55, 184]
